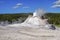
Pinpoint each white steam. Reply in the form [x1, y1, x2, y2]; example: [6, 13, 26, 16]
[33, 9, 46, 17]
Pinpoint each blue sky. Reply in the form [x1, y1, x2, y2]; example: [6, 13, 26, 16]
[0, 0, 60, 13]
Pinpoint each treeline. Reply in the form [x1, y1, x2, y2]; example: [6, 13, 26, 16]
[45, 13, 60, 25]
[0, 13, 32, 23]
[0, 13, 60, 25]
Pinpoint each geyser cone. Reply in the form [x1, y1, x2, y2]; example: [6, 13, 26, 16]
[24, 15, 48, 26]
[23, 9, 47, 26]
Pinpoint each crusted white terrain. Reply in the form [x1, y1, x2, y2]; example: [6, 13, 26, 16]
[0, 26, 60, 40]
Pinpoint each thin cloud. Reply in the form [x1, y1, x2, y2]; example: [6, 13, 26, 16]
[16, 3, 22, 6]
[13, 6, 19, 9]
[52, 0, 60, 8]
[13, 3, 23, 9]
[13, 3, 29, 9]
[52, 5, 60, 8]
[23, 6, 29, 9]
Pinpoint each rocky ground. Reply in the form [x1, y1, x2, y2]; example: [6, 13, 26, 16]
[0, 26, 60, 40]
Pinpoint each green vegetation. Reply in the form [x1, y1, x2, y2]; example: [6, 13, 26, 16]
[0, 13, 60, 26]
[0, 13, 32, 23]
[45, 13, 60, 25]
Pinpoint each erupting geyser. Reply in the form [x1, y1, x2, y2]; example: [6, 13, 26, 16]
[8, 8, 56, 30]
[33, 9, 46, 17]
[23, 9, 47, 26]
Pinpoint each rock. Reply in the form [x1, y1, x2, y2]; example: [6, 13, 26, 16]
[50, 24, 56, 30]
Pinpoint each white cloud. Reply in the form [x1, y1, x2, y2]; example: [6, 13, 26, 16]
[52, 5, 60, 8]
[13, 3, 29, 9]
[13, 3, 23, 9]
[52, 0, 60, 8]
[16, 3, 22, 6]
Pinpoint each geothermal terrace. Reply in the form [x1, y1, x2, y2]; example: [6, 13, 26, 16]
[0, 9, 60, 40]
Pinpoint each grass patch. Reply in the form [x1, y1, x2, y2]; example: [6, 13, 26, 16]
[55, 25, 60, 27]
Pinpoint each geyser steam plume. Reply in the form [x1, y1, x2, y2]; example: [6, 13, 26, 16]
[33, 8, 46, 17]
